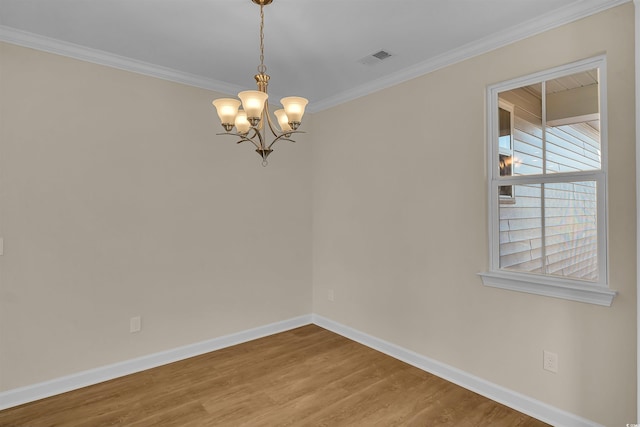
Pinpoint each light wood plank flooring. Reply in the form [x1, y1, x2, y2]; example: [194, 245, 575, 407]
[0, 325, 550, 426]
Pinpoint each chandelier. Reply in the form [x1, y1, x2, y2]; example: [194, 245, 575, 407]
[211, 0, 309, 166]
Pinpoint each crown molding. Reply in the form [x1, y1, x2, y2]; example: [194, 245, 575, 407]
[309, 0, 631, 112]
[0, 25, 246, 97]
[0, 0, 631, 113]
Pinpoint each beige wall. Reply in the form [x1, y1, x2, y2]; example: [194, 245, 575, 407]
[0, 3, 636, 426]
[0, 42, 312, 390]
[311, 4, 636, 426]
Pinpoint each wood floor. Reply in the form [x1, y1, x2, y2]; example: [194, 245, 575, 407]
[0, 325, 550, 426]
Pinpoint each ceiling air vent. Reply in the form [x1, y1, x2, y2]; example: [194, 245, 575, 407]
[358, 50, 393, 66]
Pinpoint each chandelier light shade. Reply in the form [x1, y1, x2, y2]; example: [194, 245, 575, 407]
[237, 90, 269, 123]
[235, 111, 251, 134]
[273, 109, 291, 132]
[211, 0, 309, 166]
[212, 98, 241, 131]
[280, 97, 308, 125]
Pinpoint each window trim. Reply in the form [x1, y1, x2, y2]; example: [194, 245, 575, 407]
[479, 55, 617, 306]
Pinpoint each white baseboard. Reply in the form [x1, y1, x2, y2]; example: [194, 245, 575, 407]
[0, 314, 312, 410]
[311, 314, 603, 427]
[0, 313, 603, 427]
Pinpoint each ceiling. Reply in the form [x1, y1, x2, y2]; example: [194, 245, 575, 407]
[0, 0, 628, 112]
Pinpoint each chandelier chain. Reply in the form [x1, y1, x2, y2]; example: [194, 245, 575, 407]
[258, 3, 267, 74]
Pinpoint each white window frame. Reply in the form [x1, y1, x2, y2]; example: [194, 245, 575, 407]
[479, 55, 617, 306]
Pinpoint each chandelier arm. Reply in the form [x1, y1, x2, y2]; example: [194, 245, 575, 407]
[253, 124, 267, 151]
[262, 101, 281, 138]
[244, 127, 264, 150]
[241, 135, 262, 150]
[267, 130, 305, 150]
[216, 132, 262, 150]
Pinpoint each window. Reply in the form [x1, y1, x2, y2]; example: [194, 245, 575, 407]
[479, 56, 617, 306]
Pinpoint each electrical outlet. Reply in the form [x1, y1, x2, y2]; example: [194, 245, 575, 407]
[543, 350, 558, 373]
[328, 289, 334, 302]
[130, 316, 142, 333]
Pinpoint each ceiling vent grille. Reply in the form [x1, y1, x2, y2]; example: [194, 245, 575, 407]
[372, 50, 392, 60]
[358, 50, 393, 66]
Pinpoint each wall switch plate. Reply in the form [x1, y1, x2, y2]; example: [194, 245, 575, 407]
[130, 316, 141, 333]
[543, 350, 558, 373]
[328, 289, 334, 302]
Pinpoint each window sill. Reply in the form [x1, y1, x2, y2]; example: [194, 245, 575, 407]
[478, 271, 617, 306]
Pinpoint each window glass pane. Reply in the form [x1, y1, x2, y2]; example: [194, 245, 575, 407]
[498, 83, 543, 176]
[499, 155, 513, 199]
[544, 181, 598, 281]
[499, 184, 542, 273]
[498, 107, 512, 152]
[545, 69, 601, 173]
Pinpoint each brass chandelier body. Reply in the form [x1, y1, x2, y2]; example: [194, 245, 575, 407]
[212, 0, 308, 166]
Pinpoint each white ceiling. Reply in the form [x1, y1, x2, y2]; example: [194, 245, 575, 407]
[0, 0, 628, 112]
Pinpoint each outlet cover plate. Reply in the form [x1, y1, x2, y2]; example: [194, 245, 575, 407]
[543, 350, 558, 373]
[130, 316, 141, 333]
